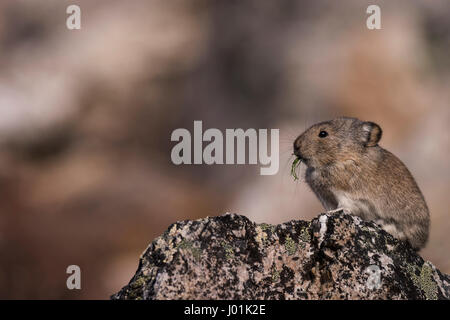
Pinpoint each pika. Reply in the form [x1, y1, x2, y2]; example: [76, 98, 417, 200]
[293, 117, 430, 250]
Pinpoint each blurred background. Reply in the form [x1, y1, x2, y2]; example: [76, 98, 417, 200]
[0, 0, 448, 299]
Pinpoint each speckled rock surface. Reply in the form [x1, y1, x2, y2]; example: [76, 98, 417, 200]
[112, 211, 450, 300]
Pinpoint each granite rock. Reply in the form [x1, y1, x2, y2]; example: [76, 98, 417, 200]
[112, 211, 450, 300]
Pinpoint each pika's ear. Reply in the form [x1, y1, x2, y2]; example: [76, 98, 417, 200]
[361, 122, 382, 147]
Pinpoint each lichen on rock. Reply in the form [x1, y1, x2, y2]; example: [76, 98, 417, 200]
[112, 211, 450, 300]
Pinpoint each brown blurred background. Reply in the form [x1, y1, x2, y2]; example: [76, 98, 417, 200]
[0, 0, 448, 299]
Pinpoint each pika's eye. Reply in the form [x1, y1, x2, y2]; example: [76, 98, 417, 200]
[318, 130, 328, 138]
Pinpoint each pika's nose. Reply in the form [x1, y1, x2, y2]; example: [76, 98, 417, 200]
[293, 138, 302, 158]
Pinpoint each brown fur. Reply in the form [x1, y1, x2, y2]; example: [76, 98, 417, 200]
[293, 117, 430, 250]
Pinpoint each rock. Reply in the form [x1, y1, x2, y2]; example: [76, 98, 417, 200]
[111, 211, 450, 300]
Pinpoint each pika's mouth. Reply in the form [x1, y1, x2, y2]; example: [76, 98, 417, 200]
[293, 142, 309, 167]
[293, 151, 308, 163]
[291, 152, 310, 180]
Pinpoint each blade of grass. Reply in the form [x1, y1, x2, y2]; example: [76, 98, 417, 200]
[291, 156, 301, 181]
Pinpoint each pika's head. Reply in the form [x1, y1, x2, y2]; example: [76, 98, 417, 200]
[293, 117, 382, 168]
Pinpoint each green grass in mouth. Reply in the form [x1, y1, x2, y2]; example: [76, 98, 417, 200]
[291, 156, 301, 181]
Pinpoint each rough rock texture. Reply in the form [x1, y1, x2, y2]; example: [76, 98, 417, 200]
[112, 212, 450, 300]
